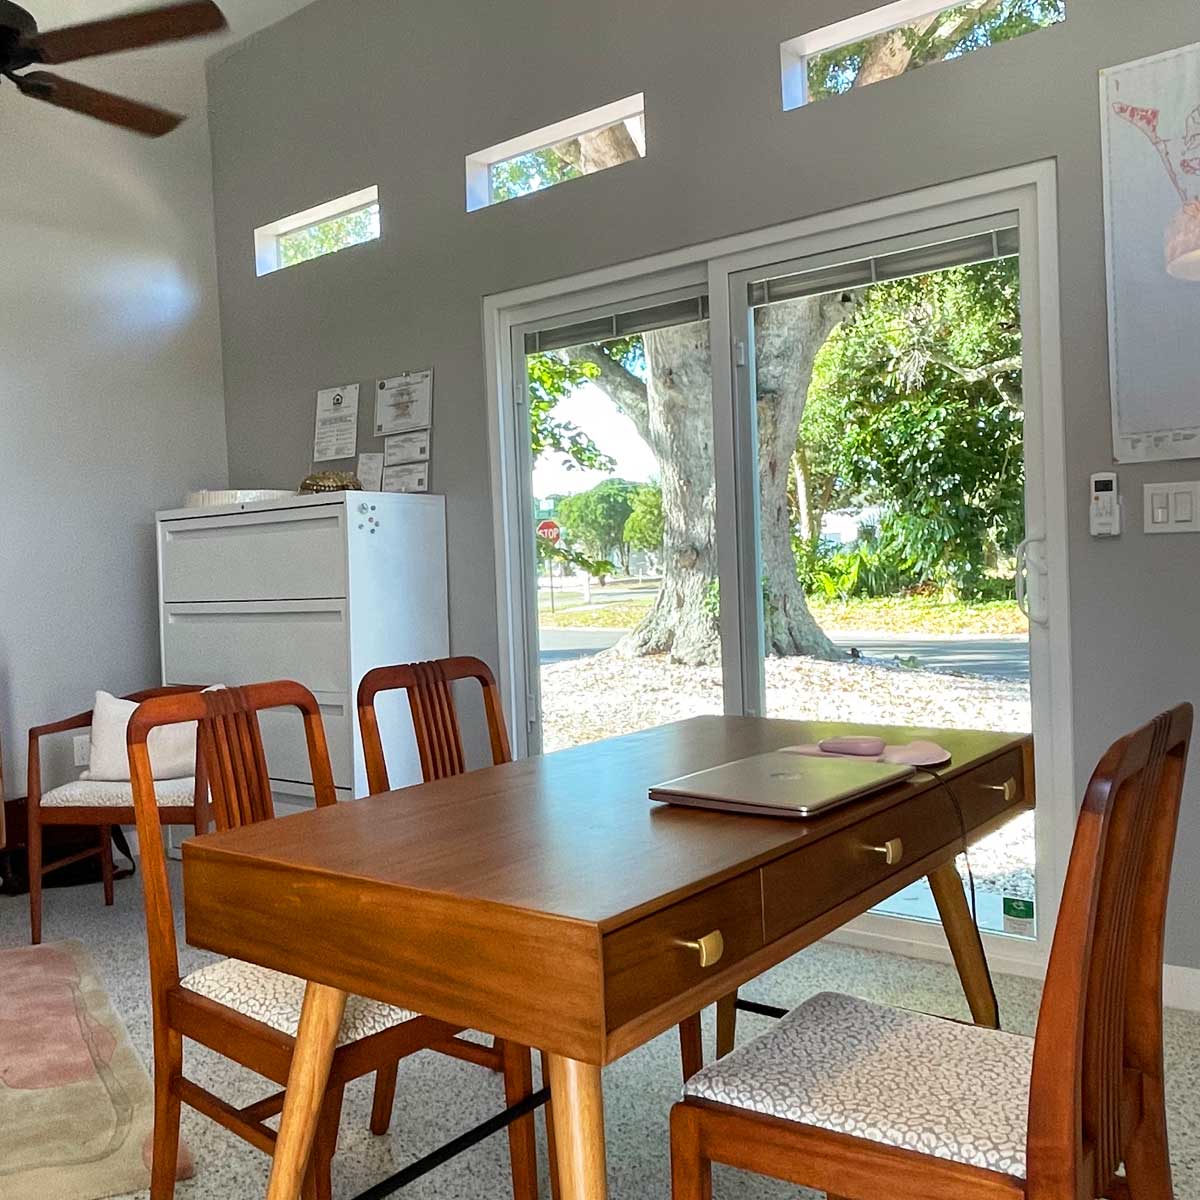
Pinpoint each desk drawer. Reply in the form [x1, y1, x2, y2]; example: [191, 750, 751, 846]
[762, 786, 952, 943]
[950, 747, 1029, 830]
[604, 872, 762, 1031]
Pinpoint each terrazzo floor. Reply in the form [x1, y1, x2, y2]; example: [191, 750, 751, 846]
[4, 870, 1199, 1199]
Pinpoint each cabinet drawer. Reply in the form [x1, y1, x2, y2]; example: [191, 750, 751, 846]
[160, 506, 346, 602]
[604, 872, 762, 1031]
[163, 600, 349, 695]
[949, 747, 1029, 832]
[762, 786, 952, 943]
[258, 692, 354, 792]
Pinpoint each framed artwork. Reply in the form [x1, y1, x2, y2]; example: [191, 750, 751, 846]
[1101, 42, 1200, 461]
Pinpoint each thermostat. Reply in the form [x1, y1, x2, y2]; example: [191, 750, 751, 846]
[1089, 471, 1120, 537]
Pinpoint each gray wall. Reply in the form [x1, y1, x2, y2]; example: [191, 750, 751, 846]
[0, 107, 228, 790]
[206, 0, 1200, 969]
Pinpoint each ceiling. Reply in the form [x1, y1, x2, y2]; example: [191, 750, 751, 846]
[14, 0, 316, 110]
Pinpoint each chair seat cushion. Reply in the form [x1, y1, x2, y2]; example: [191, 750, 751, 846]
[180, 958, 418, 1047]
[684, 991, 1033, 1178]
[41, 777, 195, 808]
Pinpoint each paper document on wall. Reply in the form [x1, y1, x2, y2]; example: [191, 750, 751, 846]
[384, 429, 430, 465]
[356, 452, 384, 491]
[313, 383, 360, 462]
[375, 370, 433, 435]
[382, 463, 429, 493]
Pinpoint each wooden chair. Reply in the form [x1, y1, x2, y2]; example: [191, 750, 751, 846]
[1, 721, 7, 853]
[26, 685, 210, 944]
[356, 657, 517, 1089]
[670, 703, 1192, 1200]
[357, 655, 512, 794]
[128, 681, 540, 1200]
[358, 655, 714, 1082]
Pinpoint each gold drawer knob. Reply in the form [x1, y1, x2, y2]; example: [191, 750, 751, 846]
[985, 777, 1019, 802]
[678, 929, 725, 968]
[869, 837, 904, 866]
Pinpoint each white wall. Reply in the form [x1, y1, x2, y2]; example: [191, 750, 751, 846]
[0, 91, 228, 790]
[205, 0, 1200, 971]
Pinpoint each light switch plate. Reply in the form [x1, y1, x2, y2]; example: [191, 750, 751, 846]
[1144, 481, 1200, 534]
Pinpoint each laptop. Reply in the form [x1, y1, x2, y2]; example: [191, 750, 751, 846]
[649, 752, 915, 818]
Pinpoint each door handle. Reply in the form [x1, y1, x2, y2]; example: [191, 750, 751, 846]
[1014, 536, 1048, 627]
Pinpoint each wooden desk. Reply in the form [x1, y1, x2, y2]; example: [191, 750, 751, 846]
[182, 716, 1032, 1200]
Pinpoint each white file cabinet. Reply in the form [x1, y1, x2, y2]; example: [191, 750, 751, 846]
[156, 492, 448, 803]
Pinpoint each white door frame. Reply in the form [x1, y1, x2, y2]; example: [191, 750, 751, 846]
[484, 160, 1072, 974]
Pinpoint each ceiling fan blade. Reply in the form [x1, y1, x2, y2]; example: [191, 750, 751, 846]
[20, 1, 226, 66]
[13, 70, 185, 136]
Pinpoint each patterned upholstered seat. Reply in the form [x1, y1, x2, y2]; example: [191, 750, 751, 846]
[684, 991, 1033, 1178]
[40, 776, 195, 808]
[180, 958, 419, 1046]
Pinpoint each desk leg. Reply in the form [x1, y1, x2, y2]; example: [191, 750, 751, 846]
[715, 990, 738, 1058]
[266, 982, 347, 1200]
[928, 861, 1000, 1029]
[544, 1053, 607, 1200]
[678, 1014, 703, 1081]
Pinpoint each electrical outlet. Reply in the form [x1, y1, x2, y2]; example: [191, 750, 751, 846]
[73, 734, 90, 768]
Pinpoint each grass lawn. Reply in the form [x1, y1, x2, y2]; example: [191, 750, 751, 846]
[540, 594, 1027, 635]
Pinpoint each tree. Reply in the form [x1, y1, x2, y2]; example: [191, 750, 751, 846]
[569, 301, 852, 663]
[556, 479, 637, 575]
[802, 260, 1024, 597]
[624, 484, 664, 561]
[806, 0, 1064, 100]
[277, 205, 380, 268]
[527, 351, 612, 473]
[524, 1, 1056, 664]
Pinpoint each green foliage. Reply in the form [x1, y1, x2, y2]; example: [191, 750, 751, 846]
[623, 484, 664, 553]
[527, 351, 614, 473]
[536, 534, 614, 580]
[490, 146, 580, 203]
[556, 479, 638, 574]
[277, 204, 380, 268]
[806, 0, 1064, 102]
[805, 535, 910, 601]
[801, 260, 1024, 599]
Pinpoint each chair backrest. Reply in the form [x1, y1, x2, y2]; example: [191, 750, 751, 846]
[356, 656, 512, 792]
[1027, 703, 1192, 1196]
[127, 681, 337, 1013]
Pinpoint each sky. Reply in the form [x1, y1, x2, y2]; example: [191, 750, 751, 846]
[532, 383, 659, 499]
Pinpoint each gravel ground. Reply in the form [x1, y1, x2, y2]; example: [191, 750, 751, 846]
[540, 651, 1034, 897]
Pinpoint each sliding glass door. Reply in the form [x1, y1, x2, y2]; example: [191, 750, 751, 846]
[728, 217, 1044, 942]
[491, 165, 1068, 960]
[513, 291, 724, 754]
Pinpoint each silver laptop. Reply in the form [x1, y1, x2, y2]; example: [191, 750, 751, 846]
[649, 752, 915, 818]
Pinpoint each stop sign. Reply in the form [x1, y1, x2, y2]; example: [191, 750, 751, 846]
[536, 519, 561, 544]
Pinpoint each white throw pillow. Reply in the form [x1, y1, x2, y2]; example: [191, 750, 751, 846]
[81, 690, 197, 782]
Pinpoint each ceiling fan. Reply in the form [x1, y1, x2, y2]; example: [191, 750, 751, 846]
[0, 0, 227, 136]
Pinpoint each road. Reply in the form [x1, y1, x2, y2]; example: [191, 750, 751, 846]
[539, 627, 1029, 681]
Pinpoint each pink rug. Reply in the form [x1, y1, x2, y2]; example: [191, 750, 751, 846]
[0, 940, 192, 1200]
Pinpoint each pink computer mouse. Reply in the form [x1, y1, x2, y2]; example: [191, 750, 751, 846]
[881, 740, 952, 767]
[818, 735, 886, 756]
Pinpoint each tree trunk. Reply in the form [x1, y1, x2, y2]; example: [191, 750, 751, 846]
[577, 324, 720, 665]
[572, 295, 853, 665]
[753, 295, 854, 657]
[559, 124, 641, 173]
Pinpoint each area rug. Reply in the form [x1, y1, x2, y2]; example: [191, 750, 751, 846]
[0, 940, 192, 1200]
